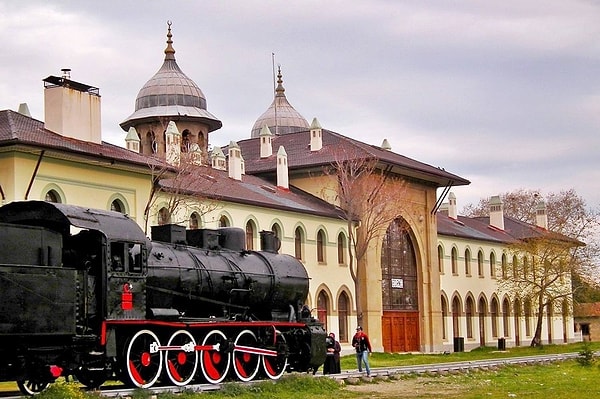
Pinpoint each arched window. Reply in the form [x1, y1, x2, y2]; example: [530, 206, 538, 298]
[316, 229, 325, 263]
[218, 215, 230, 227]
[441, 296, 448, 339]
[158, 207, 170, 225]
[45, 190, 61, 203]
[294, 227, 304, 260]
[477, 250, 484, 277]
[502, 298, 510, 338]
[181, 129, 191, 152]
[317, 291, 329, 332]
[524, 298, 532, 337]
[337, 233, 346, 265]
[512, 255, 519, 279]
[490, 252, 496, 278]
[491, 298, 499, 338]
[464, 248, 471, 276]
[451, 247, 458, 274]
[438, 245, 444, 273]
[111, 199, 125, 213]
[523, 256, 529, 279]
[271, 224, 282, 254]
[478, 297, 487, 346]
[501, 254, 508, 278]
[245, 220, 255, 250]
[452, 297, 461, 337]
[338, 292, 350, 342]
[189, 212, 199, 229]
[466, 297, 474, 338]
[381, 219, 418, 311]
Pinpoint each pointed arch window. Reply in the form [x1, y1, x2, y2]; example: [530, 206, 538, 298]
[316, 229, 325, 263]
[245, 220, 255, 250]
[381, 218, 417, 311]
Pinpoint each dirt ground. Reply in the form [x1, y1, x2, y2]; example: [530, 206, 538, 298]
[344, 376, 464, 398]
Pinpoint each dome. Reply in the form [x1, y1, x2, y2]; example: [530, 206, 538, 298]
[120, 22, 221, 132]
[250, 67, 309, 138]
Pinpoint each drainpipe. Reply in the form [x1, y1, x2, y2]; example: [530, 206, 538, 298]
[25, 150, 45, 200]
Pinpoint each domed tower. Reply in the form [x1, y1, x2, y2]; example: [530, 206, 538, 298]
[121, 22, 222, 164]
[250, 66, 309, 138]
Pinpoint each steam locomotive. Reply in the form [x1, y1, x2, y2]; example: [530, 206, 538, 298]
[0, 201, 326, 394]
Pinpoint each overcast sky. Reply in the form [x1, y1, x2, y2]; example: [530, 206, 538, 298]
[1, 1, 599, 211]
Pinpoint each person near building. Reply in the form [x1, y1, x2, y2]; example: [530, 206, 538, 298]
[352, 326, 372, 376]
[323, 332, 342, 374]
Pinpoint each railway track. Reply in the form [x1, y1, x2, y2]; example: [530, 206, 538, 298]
[0, 352, 580, 398]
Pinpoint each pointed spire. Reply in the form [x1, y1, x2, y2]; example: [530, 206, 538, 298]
[164, 20, 176, 61]
[275, 65, 285, 97]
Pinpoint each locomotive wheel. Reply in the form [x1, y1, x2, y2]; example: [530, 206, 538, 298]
[232, 330, 261, 382]
[125, 329, 163, 388]
[17, 379, 49, 396]
[262, 332, 288, 380]
[199, 329, 230, 384]
[165, 330, 198, 386]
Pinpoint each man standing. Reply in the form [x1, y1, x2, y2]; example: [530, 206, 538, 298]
[352, 326, 372, 376]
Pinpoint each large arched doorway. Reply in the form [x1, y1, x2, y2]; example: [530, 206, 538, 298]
[381, 218, 419, 352]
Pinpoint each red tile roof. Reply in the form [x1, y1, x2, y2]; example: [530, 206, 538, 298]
[0, 109, 163, 170]
[158, 164, 346, 219]
[237, 129, 470, 187]
[438, 211, 583, 246]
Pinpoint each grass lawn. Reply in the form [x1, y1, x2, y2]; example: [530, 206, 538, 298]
[4, 342, 600, 398]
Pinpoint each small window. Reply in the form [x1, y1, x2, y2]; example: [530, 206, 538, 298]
[294, 227, 304, 260]
[45, 190, 61, 203]
[111, 199, 124, 213]
[158, 207, 171, 225]
[218, 215, 230, 228]
[337, 233, 346, 265]
[246, 221, 255, 251]
[317, 230, 325, 263]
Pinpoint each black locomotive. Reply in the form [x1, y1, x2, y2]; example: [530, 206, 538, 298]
[0, 200, 325, 394]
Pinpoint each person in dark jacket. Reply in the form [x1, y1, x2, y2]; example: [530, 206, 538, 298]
[323, 332, 342, 374]
[351, 326, 372, 376]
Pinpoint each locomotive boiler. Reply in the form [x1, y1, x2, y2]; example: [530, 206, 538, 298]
[0, 200, 326, 394]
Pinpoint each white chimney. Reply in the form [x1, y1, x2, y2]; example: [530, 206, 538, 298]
[43, 70, 102, 144]
[211, 146, 226, 170]
[310, 117, 322, 152]
[228, 141, 242, 181]
[125, 127, 140, 153]
[489, 195, 504, 230]
[260, 125, 273, 158]
[448, 192, 457, 219]
[381, 138, 392, 151]
[277, 145, 289, 189]
[536, 200, 548, 229]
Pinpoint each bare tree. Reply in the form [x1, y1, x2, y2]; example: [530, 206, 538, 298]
[141, 117, 221, 233]
[323, 149, 410, 326]
[463, 188, 599, 346]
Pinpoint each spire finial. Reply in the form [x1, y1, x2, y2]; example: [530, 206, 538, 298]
[275, 64, 285, 96]
[164, 20, 176, 61]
